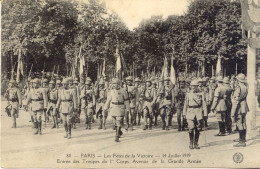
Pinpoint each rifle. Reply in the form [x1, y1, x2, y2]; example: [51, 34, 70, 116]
[28, 64, 33, 79]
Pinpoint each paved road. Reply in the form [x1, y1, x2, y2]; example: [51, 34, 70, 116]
[1, 101, 260, 168]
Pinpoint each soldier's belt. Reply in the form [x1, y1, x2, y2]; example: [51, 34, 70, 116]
[188, 105, 201, 108]
[49, 100, 57, 104]
[143, 98, 153, 102]
[9, 98, 18, 102]
[112, 102, 124, 105]
[31, 99, 43, 101]
[61, 100, 72, 102]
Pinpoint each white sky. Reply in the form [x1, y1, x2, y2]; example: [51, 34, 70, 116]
[103, 0, 190, 30]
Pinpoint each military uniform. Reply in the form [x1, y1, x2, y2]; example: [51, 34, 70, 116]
[158, 78, 174, 130]
[134, 77, 143, 125]
[223, 77, 233, 133]
[56, 79, 63, 124]
[103, 78, 130, 142]
[95, 79, 108, 129]
[231, 73, 249, 147]
[25, 78, 48, 135]
[47, 80, 59, 128]
[68, 77, 79, 129]
[57, 78, 77, 139]
[141, 78, 156, 130]
[4, 80, 22, 128]
[42, 78, 50, 123]
[211, 76, 228, 136]
[152, 79, 159, 126]
[80, 79, 96, 130]
[183, 80, 207, 149]
[125, 76, 138, 130]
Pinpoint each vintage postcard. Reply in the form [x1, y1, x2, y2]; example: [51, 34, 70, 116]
[1, 0, 260, 168]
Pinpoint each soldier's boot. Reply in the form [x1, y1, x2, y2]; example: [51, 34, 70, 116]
[73, 122, 76, 129]
[194, 130, 200, 149]
[115, 127, 119, 142]
[133, 113, 137, 126]
[67, 124, 72, 139]
[234, 130, 246, 147]
[148, 120, 152, 130]
[169, 115, 173, 127]
[125, 116, 129, 131]
[217, 122, 225, 136]
[64, 124, 68, 138]
[60, 118, 63, 124]
[38, 121, 42, 135]
[129, 118, 134, 131]
[138, 118, 141, 126]
[85, 117, 89, 130]
[118, 127, 123, 138]
[189, 131, 194, 149]
[55, 117, 59, 128]
[52, 117, 56, 129]
[154, 116, 158, 126]
[98, 118, 103, 129]
[233, 130, 242, 142]
[143, 117, 148, 130]
[177, 117, 182, 131]
[34, 122, 39, 135]
[103, 118, 107, 130]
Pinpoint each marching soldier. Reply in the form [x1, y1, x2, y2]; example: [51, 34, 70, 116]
[223, 77, 233, 134]
[24, 79, 35, 126]
[152, 79, 159, 126]
[174, 78, 186, 131]
[134, 77, 143, 125]
[141, 78, 156, 130]
[56, 79, 63, 124]
[42, 78, 50, 123]
[198, 78, 209, 130]
[158, 77, 175, 130]
[56, 78, 77, 139]
[125, 76, 138, 130]
[103, 78, 130, 142]
[4, 80, 22, 128]
[183, 80, 207, 149]
[211, 76, 228, 136]
[24, 78, 48, 135]
[68, 77, 79, 129]
[231, 73, 249, 147]
[95, 78, 108, 129]
[80, 79, 96, 130]
[47, 80, 59, 129]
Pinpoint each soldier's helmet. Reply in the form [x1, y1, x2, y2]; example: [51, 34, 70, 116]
[85, 77, 92, 83]
[223, 77, 230, 84]
[62, 78, 69, 84]
[236, 73, 247, 83]
[9, 79, 16, 84]
[134, 77, 141, 82]
[197, 77, 203, 82]
[33, 78, 40, 84]
[216, 76, 223, 82]
[164, 77, 170, 81]
[210, 76, 215, 81]
[49, 80, 55, 84]
[99, 79, 105, 85]
[85, 80, 91, 85]
[112, 78, 120, 84]
[56, 80, 61, 84]
[126, 76, 133, 81]
[43, 78, 48, 83]
[190, 80, 199, 86]
[73, 80, 78, 84]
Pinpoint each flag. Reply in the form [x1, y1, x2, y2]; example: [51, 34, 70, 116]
[16, 48, 24, 83]
[170, 55, 176, 85]
[115, 45, 122, 79]
[102, 59, 106, 77]
[161, 56, 168, 79]
[78, 45, 85, 76]
[216, 55, 222, 76]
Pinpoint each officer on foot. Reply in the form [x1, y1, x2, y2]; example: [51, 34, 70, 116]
[57, 78, 77, 139]
[81, 79, 95, 130]
[48, 80, 59, 129]
[134, 77, 143, 126]
[183, 80, 207, 149]
[141, 78, 156, 130]
[223, 77, 233, 134]
[231, 73, 249, 147]
[25, 78, 48, 135]
[211, 76, 228, 136]
[125, 76, 138, 131]
[4, 80, 22, 128]
[95, 78, 108, 129]
[158, 77, 174, 130]
[103, 78, 130, 142]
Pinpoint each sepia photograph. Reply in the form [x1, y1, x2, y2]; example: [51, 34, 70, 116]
[1, 0, 260, 168]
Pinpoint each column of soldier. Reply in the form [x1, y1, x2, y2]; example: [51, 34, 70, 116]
[4, 72, 249, 148]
